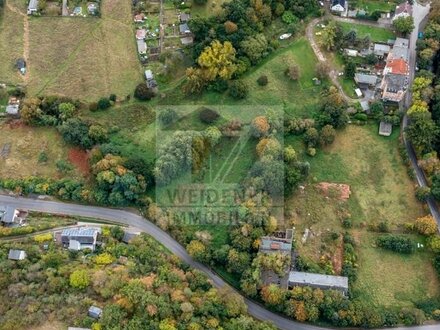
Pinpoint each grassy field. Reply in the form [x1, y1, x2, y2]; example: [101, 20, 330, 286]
[0, 122, 81, 180]
[164, 38, 326, 119]
[339, 22, 395, 43]
[191, 0, 229, 17]
[286, 125, 439, 308]
[0, 0, 25, 85]
[26, 0, 142, 101]
[352, 0, 397, 14]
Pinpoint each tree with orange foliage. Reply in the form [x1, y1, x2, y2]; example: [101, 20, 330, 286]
[251, 116, 270, 138]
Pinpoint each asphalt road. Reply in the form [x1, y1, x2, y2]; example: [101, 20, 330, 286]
[401, 1, 440, 227]
[1, 194, 439, 330]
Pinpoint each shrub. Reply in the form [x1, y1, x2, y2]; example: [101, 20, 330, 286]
[109, 94, 117, 102]
[199, 107, 220, 124]
[250, 116, 270, 138]
[376, 235, 416, 254]
[304, 128, 319, 147]
[97, 98, 111, 110]
[353, 113, 368, 121]
[415, 186, 431, 202]
[34, 233, 53, 243]
[285, 65, 300, 81]
[342, 219, 352, 228]
[415, 216, 438, 236]
[257, 75, 268, 86]
[134, 83, 155, 101]
[95, 253, 114, 265]
[228, 80, 248, 99]
[158, 108, 178, 127]
[38, 151, 48, 163]
[69, 269, 90, 289]
[89, 102, 98, 112]
[307, 147, 316, 156]
[56, 159, 74, 173]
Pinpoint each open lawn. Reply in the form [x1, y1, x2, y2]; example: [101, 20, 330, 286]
[286, 125, 438, 308]
[0, 0, 25, 85]
[352, 0, 397, 14]
[191, 0, 229, 17]
[339, 22, 395, 43]
[0, 122, 81, 180]
[164, 39, 326, 119]
[26, 0, 142, 101]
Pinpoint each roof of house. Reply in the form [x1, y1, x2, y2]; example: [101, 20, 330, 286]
[288, 271, 349, 290]
[386, 58, 409, 75]
[180, 13, 190, 21]
[145, 69, 153, 80]
[8, 249, 26, 260]
[137, 39, 147, 53]
[360, 101, 370, 112]
[180, 36, 194, 45]
[122, 231, 140, 244]
[88, 306, 102, 318]
[28, 0, 39, 10]
[0, 206, 18, 223]
[6, 105, 19, 115]
[134, 13, 145, 21]
[136, 29, 146, 39]
[355, 73, 377, 85]
[179, 23, 190, 34]
[385, 73, 408, 91]
[332, 0, 346, 7]
[379, 121, 393, 136]
[16, 58, 26, 69]
[345, 49, 358, 57]
[260, 229, 293, 253]
[395, 2, 413, 16]
[62, 227, 100, 238]
[374, 43, 390, 55]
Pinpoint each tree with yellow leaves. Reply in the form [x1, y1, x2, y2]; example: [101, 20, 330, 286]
[415, 215, 438, 236]
[197, 40, 237, 81]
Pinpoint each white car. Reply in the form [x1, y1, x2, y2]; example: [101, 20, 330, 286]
[279, 33, 292, 40]
[319, 1, 324, 6]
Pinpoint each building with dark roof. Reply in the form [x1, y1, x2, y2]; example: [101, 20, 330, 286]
[61, 227, 101, 251]
[354, 73, 378, 88]
[331, 0, 346, 13]
[288, 271, 349, 295]
[0, 206, 20, 226]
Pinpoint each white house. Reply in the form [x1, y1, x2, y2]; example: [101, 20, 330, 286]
[331, 0, 346, 13]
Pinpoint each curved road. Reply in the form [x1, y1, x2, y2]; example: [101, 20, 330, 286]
[0, 194, 438, 330]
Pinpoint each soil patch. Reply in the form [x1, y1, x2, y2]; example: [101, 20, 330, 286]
[68, 148, 90, 175]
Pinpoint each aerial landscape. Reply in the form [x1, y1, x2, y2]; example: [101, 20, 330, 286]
[1, 0, 440, 329]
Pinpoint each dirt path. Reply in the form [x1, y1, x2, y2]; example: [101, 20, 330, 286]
[306, 18, 357, 104]
[6, 1, 30, 84]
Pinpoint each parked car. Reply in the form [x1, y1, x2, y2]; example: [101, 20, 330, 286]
[279, 33, 292, 40]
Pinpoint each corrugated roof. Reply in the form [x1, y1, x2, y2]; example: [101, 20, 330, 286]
[62, 227, 100, 238]
[289, 271, 349, 289]
[8, 249, 26, 260]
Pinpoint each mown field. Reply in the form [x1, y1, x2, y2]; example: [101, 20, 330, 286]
[352, 0, 397, 14]
[339, 22, 396, 43]
[26, 0, 142, 101]
[286, 125, 439, 308]
[0, 0, 25, 85]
